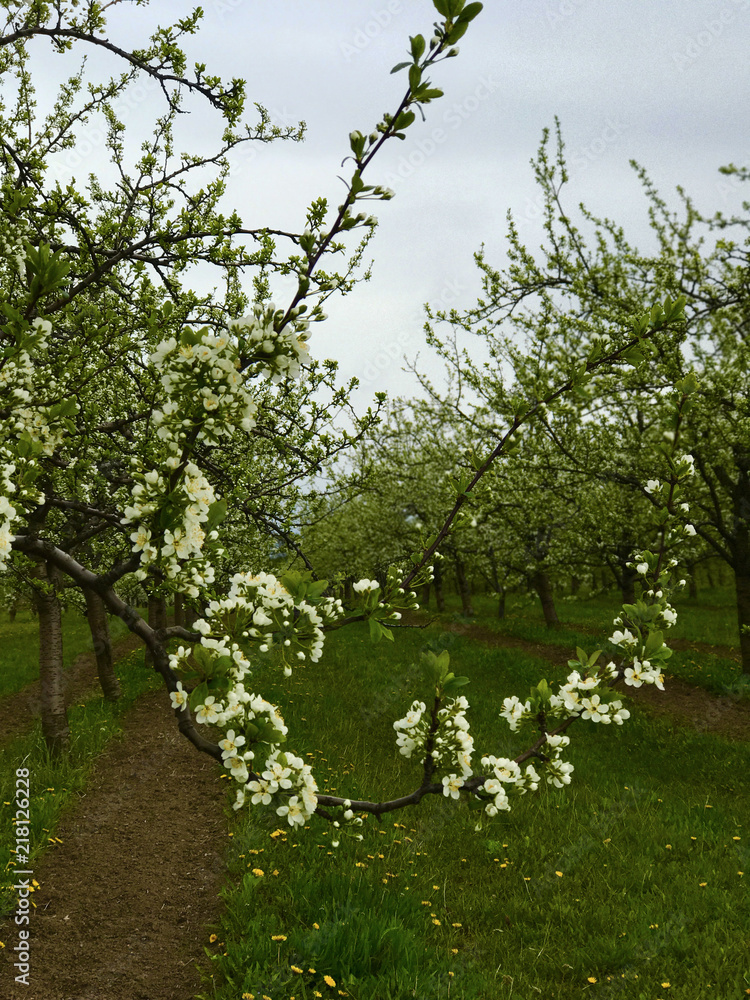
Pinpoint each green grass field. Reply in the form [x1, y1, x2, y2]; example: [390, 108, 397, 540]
[202, 613, 750, 1000]
[426, 587, 745, 697]
[0, 606, 132, 700]
[1, 592, 747, 999]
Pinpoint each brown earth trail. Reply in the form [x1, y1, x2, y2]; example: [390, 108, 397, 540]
[0, 687, 227, 1000]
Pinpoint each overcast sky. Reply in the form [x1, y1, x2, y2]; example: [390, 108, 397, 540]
[43, 0, 750, 407]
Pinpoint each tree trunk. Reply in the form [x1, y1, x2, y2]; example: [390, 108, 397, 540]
[173, 592, 184, 629]
[532, 571, 559, 628]
[497, 589, 506, 619]
[33, 563, 69, 754]
[454, 556, 474, 617]
[8, 600, 18, 623]
[144, 594, 168, 667]
[620, 562, 636, 605]
[433, 561, 446, 613]
[570, 575, 581, 596]
[735, 567, 750, 674]
[84, 588, 120, 701]
[688, 576, 698, 599]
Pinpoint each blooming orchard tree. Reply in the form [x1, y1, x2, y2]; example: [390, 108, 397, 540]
[425, 120, 750, 669]
[2, 1, 694, 833]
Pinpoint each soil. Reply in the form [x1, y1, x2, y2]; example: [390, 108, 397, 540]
[0, 686, 227, 1000]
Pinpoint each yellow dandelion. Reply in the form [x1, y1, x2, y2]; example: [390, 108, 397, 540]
[209, 934, 217, 943]
[661, 983, 671, 988]
[324, 974, 336, 987]
[733, 836, 741, 841]
[555, 871, 563, 877]
[432, 884, 439, 890]
[308, 967, 316, 974]
[699, 882, 707, 887]
[452, 922, 462, 928]
[271, 934, 287, 941]
[587, 977, 597, 984]
[451, 947, 458, 954]
[313, 922, 320, 930]
[432, 918, 441, 926]
[314, 993, 323, 998]
[665, 845, 672, 850]
[252, 868, 265, 877]
[291, 965, 303, 974]
[242, 994, 254, 999]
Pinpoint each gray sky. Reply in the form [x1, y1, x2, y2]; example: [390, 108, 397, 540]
[44, 0, 750, 406]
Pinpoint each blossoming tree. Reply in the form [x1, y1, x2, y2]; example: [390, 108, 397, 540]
[2, 0, 694, 834]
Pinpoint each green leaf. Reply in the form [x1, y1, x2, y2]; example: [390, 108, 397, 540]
[414, 87, 444, 103]
[205, 498, 228, 534]
[458, 1, 483, 21]
[445, 20, 470, 43]
[189, 681, 209, 711]
[409, 64, 422, 92]
[390, 61, 411, 74]
[410, 34, 426, 61]
[443, 675, 470, 694]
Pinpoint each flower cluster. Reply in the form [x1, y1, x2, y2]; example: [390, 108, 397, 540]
[394, 695, 474, 777]
[150, 327, 258, 448]
[543, 734, 575, 789]
[0, 318, 65, 571]
[228, 301, 311, 383]
[121, 461, 219, 596]
[236, 749, 319, 826]
[478, 756, 540, 816]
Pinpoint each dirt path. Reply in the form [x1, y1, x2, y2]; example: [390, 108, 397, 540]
[0, 687, 227, 1000]
[441, 620, 750, 742]
[0, 632, 144, 747]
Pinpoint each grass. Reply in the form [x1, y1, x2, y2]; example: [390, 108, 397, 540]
[0, 607, 132, 700]
[0, 648, 161, 920]
[200, 616, 750, 1000]
[426, 587, 746, 696]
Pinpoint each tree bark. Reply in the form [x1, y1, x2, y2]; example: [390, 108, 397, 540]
[433, 561, 446, 613]
[84, 587, 120, 701]
[173, 591, 184, 628]
[532, 571, 559, 628]
[454, 555, 474, 617]
[496, 589, 506, 619]
[734, 566, 750, 674]
[33, 563, 69, 754]
[621, 563, 636, 605]
[144, 593, 168, 667]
